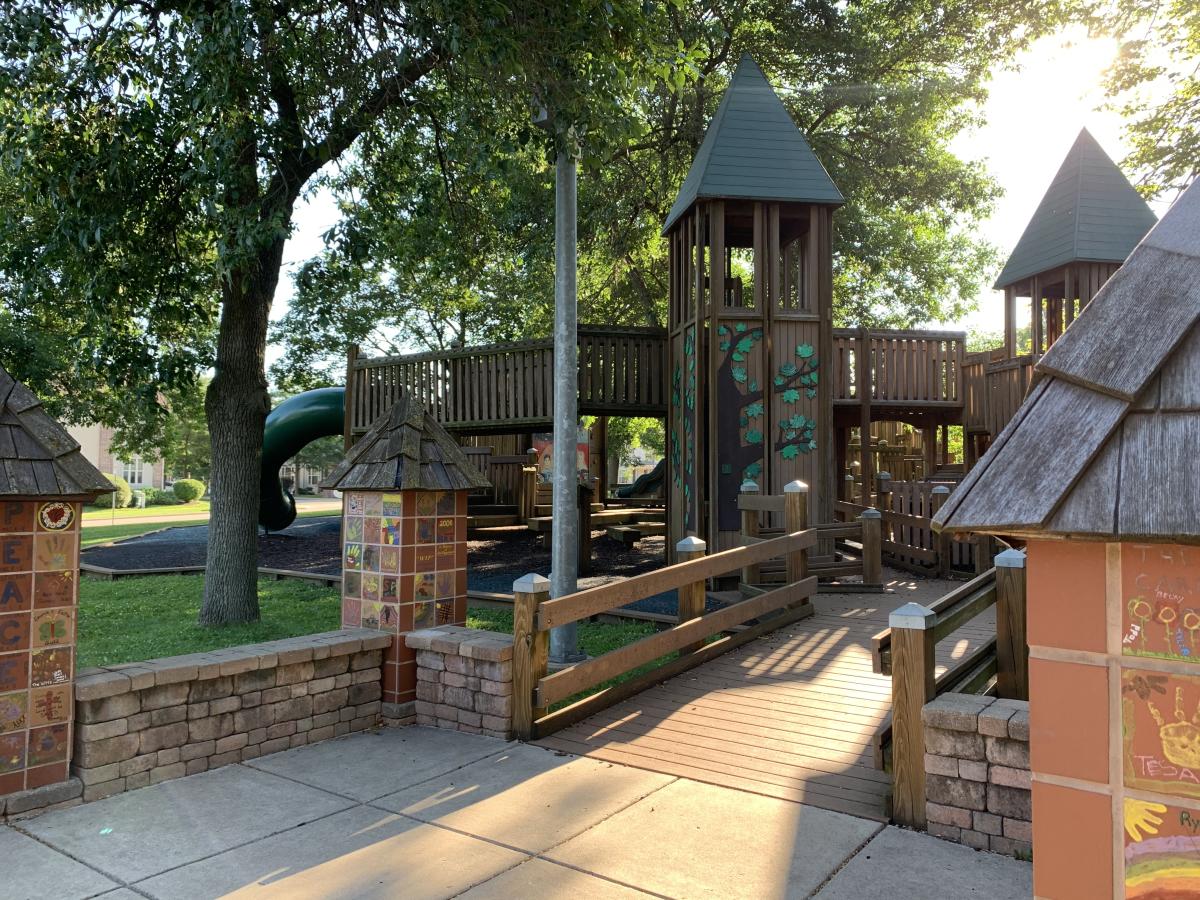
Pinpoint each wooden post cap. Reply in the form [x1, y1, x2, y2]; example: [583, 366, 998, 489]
[877, 471, 892, 480]
[995, 549, 1027, 568]
[739, 480, 759, 493]
[676, 535, 706, 553]
[860, 507, 882, 519]
[784, 480, 809, 494]
[513, 573, 550, 593]
[889, 602, 936, 630]
[931, 485, 950, 495]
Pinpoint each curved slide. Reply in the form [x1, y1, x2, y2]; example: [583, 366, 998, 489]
[616, 458, 666, 499]
[259, 387, 345, 531]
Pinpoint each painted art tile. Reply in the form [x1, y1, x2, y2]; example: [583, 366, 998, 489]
[0, 574, 31, 613]
[32, 608, 73, 649]
[26, 723, 68, 766]
[415, 519, 435, 545]
[1123, 669, 1200, 800]
[436, 600, 454, 625]
[437, 492, 455, 516]
[361, 573, 381, 602]
[1124, 797, 1200, 898]
[435, 572, 454, 600]
[376, 603, 400, 633]
[436, 544, 455, 570]
[413, 601, 435, 629]
[0, 501, 35, 533]
[381, 576, 399, 602]
[341, 598, 362, 628]
[342, 571, 361, 599]
[0, 653, 28, 692]
[0, 692, 27, 734]
[416, 493, 437, 517]
[34, 571, 74, 609]
[436, 516, 455, 543]
[0, 733, 25, 774]
[382, 494, 403, 516]
[34, 533, 76, 572]
[380, 546, 399, 572]
[364, 494, 383, 517]
[361, 601, 383, 630]
[1123, 544, 1200, 664]
[30, 647, 70, 688]
[363, 545, 381, 573]
[380, 517, 402, 546]
[28, 685, 69, 726]
[414, 547, 435, 573]
[0, 613, 30, 653]
[348, 493, 365, 516]
[0, 536, 32, 574]
[414, 574, 435, 602]
[344, 518, 363, 543]
[343, 543, 362, 571]
[36, 502, 75, 532]
[364, 517, 380, 545]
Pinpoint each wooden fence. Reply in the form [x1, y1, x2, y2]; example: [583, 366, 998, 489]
[871, 550, 1027, 827]
[513, 482, 824, 740]
[961, 350, 1036, 439]
[346, 326, 667, 436]
[832, 328, 965, 407]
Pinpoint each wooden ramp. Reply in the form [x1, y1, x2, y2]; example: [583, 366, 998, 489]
[536, 580, 995, 822]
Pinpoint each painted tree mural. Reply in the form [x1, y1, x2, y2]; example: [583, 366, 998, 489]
[714, 322, 819, 531]
[670, 326, 698, 530]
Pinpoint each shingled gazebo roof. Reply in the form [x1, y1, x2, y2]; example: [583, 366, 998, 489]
[935, 179, 1200, 542]
[0, 365, 112, 497]
[993, 128, 1157, 289]
[322, 396, 490, 492]
[662, 54, 843, 234]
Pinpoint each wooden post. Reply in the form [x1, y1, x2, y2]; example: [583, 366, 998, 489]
[857, 327, 874, 506]
[843, 474, 855, 504]
[889, 601, 937, 829]
[677, 536, 708, 653]
[995, 548, 1028, 700]
[512, 573, 551, 740]
[931, 485, 952, 576]
[343, 344, 359, 452]
[860, 508, 883, 587]
[784, 480, 809, 585]
[971, 533, 994, 575]
[922, 425, 937, 477]
[739, 480, 760, 585]
[876, 471, 892, 542]
[578, 481, 593, 577]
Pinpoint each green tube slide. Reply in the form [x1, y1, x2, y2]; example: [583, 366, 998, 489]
[259, 387, 345, 531]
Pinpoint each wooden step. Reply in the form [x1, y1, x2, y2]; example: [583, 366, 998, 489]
[467, 504, 519, 516]
[468, 514, 521, 529]
[535, 503, 605, 516]
[527, 508, 666, 533]
[605, 522, 667, 546]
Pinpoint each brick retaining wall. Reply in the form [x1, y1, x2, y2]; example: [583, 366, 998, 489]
[408, 626, 513, 739]
[922, 693, 1031, 857]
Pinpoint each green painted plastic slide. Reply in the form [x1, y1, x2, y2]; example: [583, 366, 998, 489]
[616, 458, 666, 499]
[259, 387, 345, 531]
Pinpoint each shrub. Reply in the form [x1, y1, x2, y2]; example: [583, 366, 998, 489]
[144, 488, 181, 507]
[172, 479, 206, 502]
[92, 473, 132, 509]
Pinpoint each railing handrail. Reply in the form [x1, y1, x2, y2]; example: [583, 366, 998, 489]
[833, 327, 967, 342]
[536, 527, 819, 631]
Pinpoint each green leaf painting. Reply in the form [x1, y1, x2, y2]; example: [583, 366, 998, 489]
[797, 343, 814, 358]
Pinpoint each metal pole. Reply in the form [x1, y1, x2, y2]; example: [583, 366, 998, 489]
[550, 147, 584, 664]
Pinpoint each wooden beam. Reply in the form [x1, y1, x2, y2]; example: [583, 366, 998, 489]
[512, 574, 550, 740]
[889, 603, 936, 829]
[995, 549, 1028, 700]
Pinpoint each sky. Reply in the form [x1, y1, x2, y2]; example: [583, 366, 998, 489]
[273, 25, 1173, 358]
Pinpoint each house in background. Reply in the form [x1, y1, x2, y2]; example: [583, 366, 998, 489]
[66, 423, 167, 490]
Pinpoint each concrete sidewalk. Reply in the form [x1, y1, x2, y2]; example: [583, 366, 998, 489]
[8, 728, 1031, 899]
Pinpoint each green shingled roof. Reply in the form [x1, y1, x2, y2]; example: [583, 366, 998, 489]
[662, 54, 843, 234]
[993, 128, 1157, 289]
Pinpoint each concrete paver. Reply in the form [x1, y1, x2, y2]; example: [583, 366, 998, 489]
[374, 743, 674, 854]
[138, 805, 524, 900]
[246, 727, 510, 801]
[546, 777, 883, 900]
[458, 858, 655, 899]
[813, 825, 1033, 899]
[0, 825, 120, 900]
[20, 764, 354, 883]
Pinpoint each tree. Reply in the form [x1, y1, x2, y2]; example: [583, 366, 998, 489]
[273, 0, 1069, 386]
[1101, 0, 1199, 197]
[157, 382, 212, 482]
[1, 1, 685, 624]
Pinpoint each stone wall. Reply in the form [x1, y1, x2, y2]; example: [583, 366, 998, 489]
[67, 630, 389, 805]
[922, 693, 1031, 857]
[408, 626, 513, 739]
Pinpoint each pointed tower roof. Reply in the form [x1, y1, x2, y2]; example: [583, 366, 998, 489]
[662, 54, 843, 234]
[936, 179, 1200, 541]
[0, 365, 112, 497]
[993, 128, 1157, 289]
[322, 396, 491, 492]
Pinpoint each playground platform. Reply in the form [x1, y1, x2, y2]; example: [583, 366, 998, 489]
[11, 726, 1029, 899]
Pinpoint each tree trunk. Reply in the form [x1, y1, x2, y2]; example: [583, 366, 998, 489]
[199, 236, 286, 625]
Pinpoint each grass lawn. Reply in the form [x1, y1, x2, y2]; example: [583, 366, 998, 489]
[77, 577, 661, 680]
[83, 501, 211, 521]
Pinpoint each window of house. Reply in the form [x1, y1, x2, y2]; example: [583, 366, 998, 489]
[119, 456, 145, 486]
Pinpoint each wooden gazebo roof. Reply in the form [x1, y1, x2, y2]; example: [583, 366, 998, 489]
[662, 54, 843, 234]
[323, 395, 491, 492]
[0, 365, 112, 497]
[993, 128, 1157, 290]
[936, 179, 1200, 541]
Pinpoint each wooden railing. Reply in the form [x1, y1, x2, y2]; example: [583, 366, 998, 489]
[872, 550, 1027, 828]
[512, 482, 822, 740]
[346, 325, 667, 435]
[832, 328, 965, 407]
[961, 348, 1037, 437]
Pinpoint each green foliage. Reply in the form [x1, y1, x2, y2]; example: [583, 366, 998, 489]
[143, 488, 181, 507]
[92, 473, 131, 509]
[602, 416, 665, 467]
[172, 479, 206, 503]
[1101, 0, 1200, 197]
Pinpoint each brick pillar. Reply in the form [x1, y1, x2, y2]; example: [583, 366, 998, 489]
[0, 499, 80, 795]
[339, 489, 468, 719]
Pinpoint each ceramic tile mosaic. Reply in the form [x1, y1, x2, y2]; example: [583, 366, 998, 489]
[0, 500, 79, 796]
[340, 489, 469, 704]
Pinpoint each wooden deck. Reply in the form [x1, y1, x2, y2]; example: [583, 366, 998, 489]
[536, 575, 995, 822]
